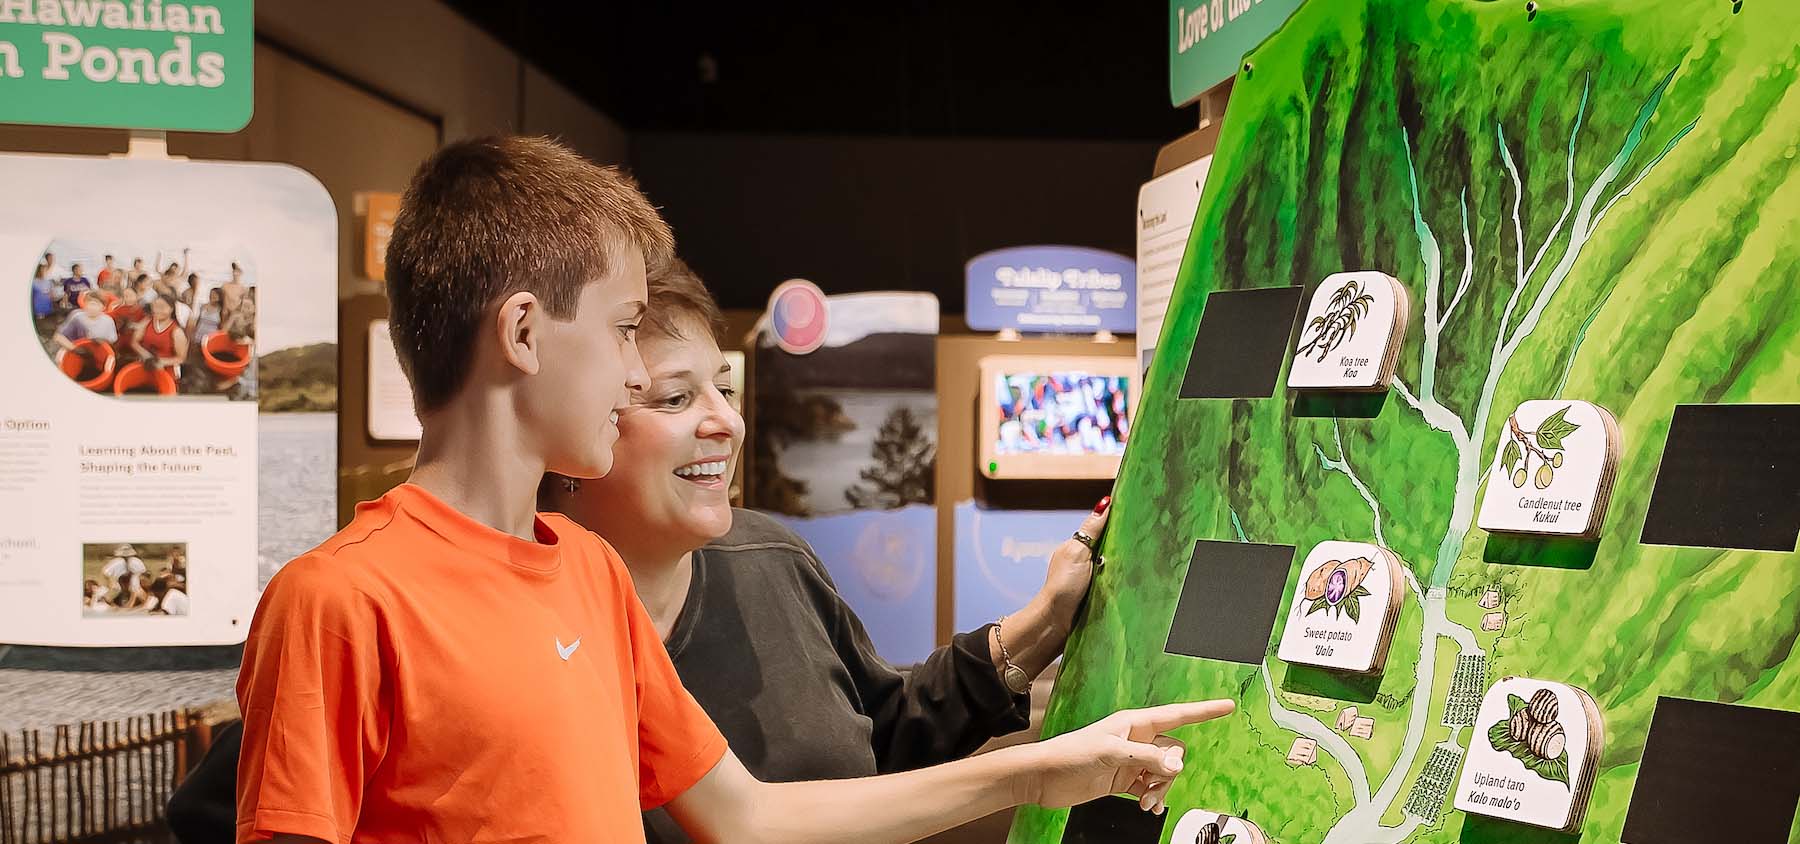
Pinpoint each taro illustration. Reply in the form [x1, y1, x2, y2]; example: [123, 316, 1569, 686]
[1501, 405, 1580, 489]
[1303, 556, 1374, 623]
[1487, 688, 1571, 787]
[1193, 817, 1236, 844]
[1297, 278, 1376, 362]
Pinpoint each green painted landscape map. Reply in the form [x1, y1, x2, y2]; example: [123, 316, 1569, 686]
[1012, 0, 1799, 842]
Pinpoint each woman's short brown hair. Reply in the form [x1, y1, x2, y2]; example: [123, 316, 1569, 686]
[642, 255, 724, 342]
[385, 136, 674, 413]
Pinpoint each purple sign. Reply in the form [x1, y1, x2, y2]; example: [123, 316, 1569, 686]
[964, 246, 1136, 334]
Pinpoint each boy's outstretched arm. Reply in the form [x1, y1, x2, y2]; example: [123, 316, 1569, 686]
[666, 699, 1234, 844]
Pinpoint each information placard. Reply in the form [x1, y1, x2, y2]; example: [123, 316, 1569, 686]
[1137, 155, 1211, 371]
[360, 191, 400, 282]
[964, 246, 1134, 335]
[366, 319, 420, 442]
[1169, 0, 1304, 106]
[0, 0, 253, 132]
[0, 153, 336, 647]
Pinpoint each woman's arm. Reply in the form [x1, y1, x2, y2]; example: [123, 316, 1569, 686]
[838, 614, 1028, 772]
[797, 543, 1022, 771]
[986, 499, 1109, 680]
[818, 501, 1109, 772]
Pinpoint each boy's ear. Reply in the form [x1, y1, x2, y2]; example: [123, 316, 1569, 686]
[495, 291, 544, 376]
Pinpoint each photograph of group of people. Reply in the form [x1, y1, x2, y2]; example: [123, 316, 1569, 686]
[81, 542, 190, 617]
[29, 242, 258, 399]
[994, 372, 1131, 456]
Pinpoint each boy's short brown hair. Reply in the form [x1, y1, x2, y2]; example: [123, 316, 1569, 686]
[643, 256, 724, 342]
[385, 136, 674, 412]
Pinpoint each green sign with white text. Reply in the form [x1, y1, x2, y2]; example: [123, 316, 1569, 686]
[0, 0, 252, 132]
[1169, 0, 1302, 106]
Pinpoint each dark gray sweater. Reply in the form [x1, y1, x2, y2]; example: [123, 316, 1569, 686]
[643, 509, 1030, 843]
[167, 509, 1030, 844]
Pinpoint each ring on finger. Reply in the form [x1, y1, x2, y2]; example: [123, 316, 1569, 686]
[1072, 530, 1097, 552]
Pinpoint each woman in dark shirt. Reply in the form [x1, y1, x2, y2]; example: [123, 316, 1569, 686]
[165, 259, 1106, 843]
[542, 258, 1104, 843]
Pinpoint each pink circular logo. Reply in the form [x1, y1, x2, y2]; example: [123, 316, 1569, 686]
[768, 279, 828, 354]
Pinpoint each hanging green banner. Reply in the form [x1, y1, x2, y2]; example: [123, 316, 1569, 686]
[1169, 0, 1303, 107]
[0, 0, 252, 132]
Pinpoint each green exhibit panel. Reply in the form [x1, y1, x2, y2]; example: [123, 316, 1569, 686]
[1011, 1, 1800, 843]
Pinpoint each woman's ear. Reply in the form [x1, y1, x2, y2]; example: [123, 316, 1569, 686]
[495, 290, 544, 376]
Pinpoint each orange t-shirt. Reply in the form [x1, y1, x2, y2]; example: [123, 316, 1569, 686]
[235, 483, 727, 843]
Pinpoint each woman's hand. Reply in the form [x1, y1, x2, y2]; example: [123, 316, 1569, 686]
[1039, 497, 1110, 628]
[989, 497, 1111, 682]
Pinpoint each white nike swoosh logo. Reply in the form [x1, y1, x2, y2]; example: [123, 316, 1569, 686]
[556, 636, 581, 661]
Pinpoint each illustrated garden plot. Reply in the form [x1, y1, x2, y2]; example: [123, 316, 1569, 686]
[1011, 0, 1800, 842]
[1442, 655, 1488, 728]
[1402, 747, 1462, 825]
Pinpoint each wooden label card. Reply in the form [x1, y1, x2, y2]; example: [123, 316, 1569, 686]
[1476, 400, 1621, 537]
[1275, 541, 1406, 674]
[1169, 809, 1269, 844]
[1286, 271, 1410, 392]
[1453, 676, 1605, 831]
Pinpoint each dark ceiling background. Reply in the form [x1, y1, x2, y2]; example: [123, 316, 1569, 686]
[444, 3, 1196, 312]
[444, 3, 1192, 141]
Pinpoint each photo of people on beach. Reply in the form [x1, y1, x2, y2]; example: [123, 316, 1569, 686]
[81, 542, 190, 618]
[30, 240, 259, 400]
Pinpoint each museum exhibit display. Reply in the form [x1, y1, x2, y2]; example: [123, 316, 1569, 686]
[1012, 0, 1800, 841]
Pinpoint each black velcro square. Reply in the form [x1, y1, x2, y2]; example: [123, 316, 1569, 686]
[1640, 404, 1800, 552]
[1164, 539, 1296, 665]
[1178, 286, 1306, 399]
[1061, 795, 1166, 844]
[1622, 697, 1800, 844]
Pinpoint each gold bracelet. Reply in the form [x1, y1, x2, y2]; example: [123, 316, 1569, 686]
[994, 616, 1030, 695]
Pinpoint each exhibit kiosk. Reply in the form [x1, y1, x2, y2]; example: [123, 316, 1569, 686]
[1025, 1, 1800, 843]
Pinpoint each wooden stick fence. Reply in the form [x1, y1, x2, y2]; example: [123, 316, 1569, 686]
[0, 710, 204, 844]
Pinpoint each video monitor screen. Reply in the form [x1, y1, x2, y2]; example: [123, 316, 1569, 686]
[978, 355, 1136, 480]
[993, 372, 1130, 457]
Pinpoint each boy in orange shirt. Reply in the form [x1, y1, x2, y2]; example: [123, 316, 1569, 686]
[236, 136, 1232, 844]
